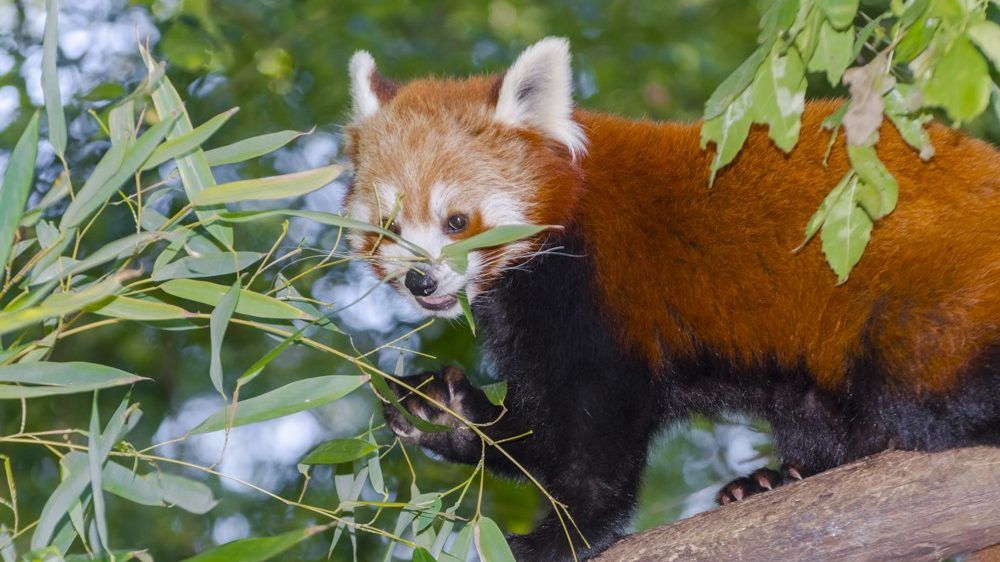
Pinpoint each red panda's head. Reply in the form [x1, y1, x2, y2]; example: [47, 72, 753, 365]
[343, 38, 586, 318]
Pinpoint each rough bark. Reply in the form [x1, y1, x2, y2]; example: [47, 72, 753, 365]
[596, 447, 1000, 562]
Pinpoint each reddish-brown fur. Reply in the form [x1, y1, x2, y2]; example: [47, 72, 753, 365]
[347, 77, 1000, 394]
[576, 101, 1000, 392]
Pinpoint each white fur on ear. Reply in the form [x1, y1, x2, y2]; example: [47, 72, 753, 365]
[494, 37, 587, 158]
[349, 50, 380, 121]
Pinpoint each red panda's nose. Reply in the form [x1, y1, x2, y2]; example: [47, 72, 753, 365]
[405, 268, 438, 296]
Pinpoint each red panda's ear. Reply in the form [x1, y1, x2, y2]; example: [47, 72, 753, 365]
[494, 37, 587, 158]
[349, 51, 398, 121]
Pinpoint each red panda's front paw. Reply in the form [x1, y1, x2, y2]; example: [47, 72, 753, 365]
[716, 463, 808, 505]
[381, 366, 499, 464]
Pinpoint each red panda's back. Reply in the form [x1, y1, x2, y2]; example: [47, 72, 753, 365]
[574, 101, 1000, 391]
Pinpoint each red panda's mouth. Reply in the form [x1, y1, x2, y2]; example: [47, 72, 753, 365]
[415, 294, 458, 311]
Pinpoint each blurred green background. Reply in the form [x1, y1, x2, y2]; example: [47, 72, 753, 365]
[0, 1, 788, 559]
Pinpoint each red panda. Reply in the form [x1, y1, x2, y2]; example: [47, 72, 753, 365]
[343, 38, 1000, 560]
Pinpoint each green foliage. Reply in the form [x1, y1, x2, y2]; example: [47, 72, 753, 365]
[702, 0, 1000, 281]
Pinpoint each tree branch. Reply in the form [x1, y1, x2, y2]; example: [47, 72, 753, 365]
[596, 447, 1000, 562]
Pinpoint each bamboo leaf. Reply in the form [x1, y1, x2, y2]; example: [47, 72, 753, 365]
[151, 252, 263, 281]
[474, 517, 515, 562]
[191, 375, 365, 433]
[203, 129, 309, 167]
[87, 296, 189, 321]
[300, 439, 377, 465]
[60, 113, 179, 230]
[142, 108, 239, 171]
[0, 112, 40, 278]
[192, 165, 343, 206]
[442, 524, 473, 562]
[102, 461, 217, 514]
[209, 279, 241, 397]
[32, 401, 135, 549]
[0, 276, 122, 337]
[30, 232, 162, 285]
[481, 381, 507, 407]
[218, 210, 428, 257]
[0, 362, 149, 399]
[41, 0, 65, 158]
[87, 394, 110, 554]
[180, 526, 321, 562]
[440, 224, 550, 274]
[160, 279, 309, 320]
[140, 46, 232, 246]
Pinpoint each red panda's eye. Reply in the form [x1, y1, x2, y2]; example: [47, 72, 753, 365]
[383, 218, 401, 235]
[446, 214, 469, 234]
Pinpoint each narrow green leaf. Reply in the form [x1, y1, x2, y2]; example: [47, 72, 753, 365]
[219, 209, 428, 257]
[203, 129, 309, 167]
[141, 46, 232, 247]
[0, 276, 122, 337]
[0, 112, 40, 277]
[65, 550, 152, 562]
[192, 164, 343, 206]
[142, 108, 239, 171]
[459, 292, 476, 336]
[31, 232, 162, 285]
[366, 421, 385, 495]
[88, 295, 189, 321]
[61, 113, 179, 230]
[20, 170, 71, 228]
[237, 332, 299, 386]
[0, 527, 14, 562]
[151, 252, 263, 281]
[301, 439, 377, 465]
[474, 517, 515, 562]
[0, 362, 148, 399]
[443, 524, 474, 562]
[87, 394, 110, 554]
[821, 177, 873, 284]
[818, 0, 859, 30]
[192, 374, 365, 433]
[180, 526, 320, 562]
[413, 547, 438, 562]
[440, 224, 550, 274]
[847, 143, 898, 220]
[102, 461, 217, 514]
[108, 100, 135, 148]
[209, 279, 241, 396]
[160, 279, 309, 320]
[481, 381, 507, 407]
[42, 0, 66, 157]
[32, 401, 135, 549]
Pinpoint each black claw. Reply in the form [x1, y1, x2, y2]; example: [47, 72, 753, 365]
[717, 463, 812, 505]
